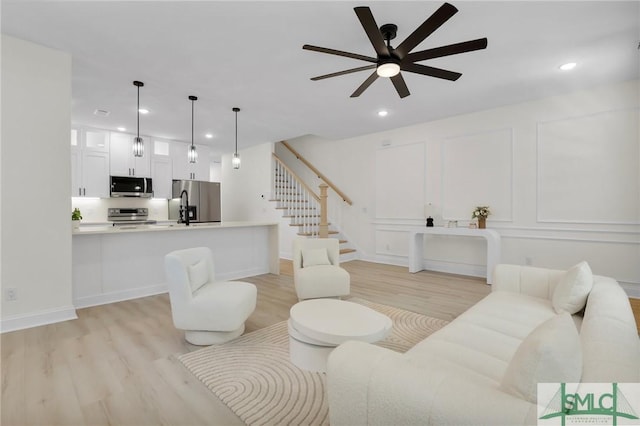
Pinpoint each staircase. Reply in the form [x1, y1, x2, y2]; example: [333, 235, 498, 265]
[270, 153, 356, 257]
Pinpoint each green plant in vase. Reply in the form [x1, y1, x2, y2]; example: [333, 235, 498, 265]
[471, 206, 490, 229]
[72, 208, 82, 229]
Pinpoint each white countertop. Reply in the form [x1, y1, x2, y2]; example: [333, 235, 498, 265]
[73, 221, 279, 235]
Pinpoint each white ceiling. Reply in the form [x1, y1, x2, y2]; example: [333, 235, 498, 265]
[2, 1, 638, 158]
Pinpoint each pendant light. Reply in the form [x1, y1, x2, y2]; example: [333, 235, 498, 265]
[188, 95, 198, 163]
[232, 107, 241, 170]
[132, 81, 144, 157]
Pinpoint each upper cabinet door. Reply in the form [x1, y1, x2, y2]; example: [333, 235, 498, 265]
[110, 132, 151, 177]
[82, 151, 110, 198]
[170, 142, 211, 181]
[84, 129, 109, 152]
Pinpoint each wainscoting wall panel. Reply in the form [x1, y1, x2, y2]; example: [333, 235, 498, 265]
[537, 109, 639, 224]
[441, 128, 513, 221]
[375, 142, 425, 219]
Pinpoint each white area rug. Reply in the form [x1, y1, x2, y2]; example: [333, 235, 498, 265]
[178, 299, 449, 426]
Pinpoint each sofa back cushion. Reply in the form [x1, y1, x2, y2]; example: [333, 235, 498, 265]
[581, 277, 640, 382]
[501, 312, 582, 403]
[552, 261, 593, 314]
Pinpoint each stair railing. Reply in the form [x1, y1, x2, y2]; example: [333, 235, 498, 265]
[272, 154, 323, 237]
[280, 140, 353, 206]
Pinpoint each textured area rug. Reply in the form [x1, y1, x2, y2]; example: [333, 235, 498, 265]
[178, 298, 448, 426]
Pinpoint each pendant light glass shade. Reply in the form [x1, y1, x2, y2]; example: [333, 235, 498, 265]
[188, 95, 198, 164]
[132, 136, 144, 157]
[133, 81, 144, 157]
[232, 107, 241, 170]
[188, 144, 198, 163]
[232, 152, 241, 169]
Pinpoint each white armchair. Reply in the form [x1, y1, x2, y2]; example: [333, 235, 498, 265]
[164, 247, 257, 345]
[292, 237, 350, 301]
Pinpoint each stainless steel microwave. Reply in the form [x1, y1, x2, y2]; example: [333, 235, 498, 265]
[110, 176, 153, 198]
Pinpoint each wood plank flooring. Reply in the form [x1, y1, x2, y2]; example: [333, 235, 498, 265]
[1, 260, 490, 426]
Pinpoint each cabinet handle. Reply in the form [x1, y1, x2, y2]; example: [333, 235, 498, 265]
[132, 168, 135, 176]
[83, 188, 86, 196]
[79, 188, 82, 196]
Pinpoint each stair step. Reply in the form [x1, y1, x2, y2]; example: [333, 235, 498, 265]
[297, 230, 339, 236]
[276, 206, 316, 210]
[339, 239, 347, 244]
[270, 199, 309, 203]
[340, 248, 356, 255]
[289, 222, 330, 227]
[283, 214, 320, 218]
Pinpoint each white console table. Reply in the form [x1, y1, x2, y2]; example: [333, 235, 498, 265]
[408, 227, 501, 284]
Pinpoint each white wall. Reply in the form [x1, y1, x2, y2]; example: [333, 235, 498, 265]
[285, 80, 640, 294]
[221, 143, 299, 258]
[1, 36, 76, 331]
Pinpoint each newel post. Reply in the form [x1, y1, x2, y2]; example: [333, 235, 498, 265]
[319, 183, 329, 238]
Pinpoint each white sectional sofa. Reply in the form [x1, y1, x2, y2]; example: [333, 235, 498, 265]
[327, 263, 640, 425]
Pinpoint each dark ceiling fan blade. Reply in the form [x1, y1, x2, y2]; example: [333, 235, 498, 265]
[401, 62, 462, 81]
[390, 73, 410, 98]
[303, 44, 377, 63]
[406, 38, 488, 62]
[354, 7, 390, 57]
[395, 2, 458, 58]
[311, 65, 377, 81]
[350, 71, 379, 98]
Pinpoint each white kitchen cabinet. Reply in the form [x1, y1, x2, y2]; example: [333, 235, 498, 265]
[152, 156, 172, 199]
[109, 132, 151, 177]
[71, 128, 110, 198]
[171, 142, 211, 181]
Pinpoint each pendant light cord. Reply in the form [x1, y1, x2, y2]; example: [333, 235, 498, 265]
[235, 109, 238, 154]
[191, 99, 194, 148]
[136, 84, 140, 139]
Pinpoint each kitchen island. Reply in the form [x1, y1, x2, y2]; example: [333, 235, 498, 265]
[72, 221, 279, 308]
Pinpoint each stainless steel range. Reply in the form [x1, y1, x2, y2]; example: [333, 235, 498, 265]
[108, 208, 157, 226]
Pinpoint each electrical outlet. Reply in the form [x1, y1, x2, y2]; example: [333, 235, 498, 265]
[5, 288, 17, 301]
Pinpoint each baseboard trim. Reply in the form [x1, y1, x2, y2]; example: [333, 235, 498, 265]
[1, 305, 78, 333]
[74, 284, 168, 309]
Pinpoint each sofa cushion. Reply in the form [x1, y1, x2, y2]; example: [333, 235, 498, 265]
[302, 248, 331, 268]
[552, 261, 593, 314]
[501, 312, 582, 403]
[406, 291, 556, 384]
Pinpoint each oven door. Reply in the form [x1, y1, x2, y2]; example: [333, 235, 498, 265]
[110, 176, 153, 197]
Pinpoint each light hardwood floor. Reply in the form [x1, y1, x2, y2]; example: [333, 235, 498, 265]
[1, 260, 490, 426]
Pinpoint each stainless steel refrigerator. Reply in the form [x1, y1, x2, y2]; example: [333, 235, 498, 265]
[169, 180, 221, 223]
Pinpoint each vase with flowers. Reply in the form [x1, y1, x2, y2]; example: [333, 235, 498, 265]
[471, 206, 490, 229]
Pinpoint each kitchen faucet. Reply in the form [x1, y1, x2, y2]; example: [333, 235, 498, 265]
[179, 189, 190, 226]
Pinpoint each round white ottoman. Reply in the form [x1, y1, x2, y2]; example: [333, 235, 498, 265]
[288, 299, 392, 372]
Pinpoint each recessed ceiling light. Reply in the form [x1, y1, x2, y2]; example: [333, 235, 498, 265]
[205, 133, 213, 139]
[378, 110, 389, 117]
[559, 62, 577, 71]
[117, 126, 126, 132]
[138, 108, 149, 114]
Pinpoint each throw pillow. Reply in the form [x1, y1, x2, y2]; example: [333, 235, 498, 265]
[500, 313, 582, 403]
[552, 261, 593, 314]
[188, 259, 209, 292]
[302, 248, 331, 268]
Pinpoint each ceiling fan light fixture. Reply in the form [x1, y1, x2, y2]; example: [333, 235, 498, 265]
[376, 61, 401, 78]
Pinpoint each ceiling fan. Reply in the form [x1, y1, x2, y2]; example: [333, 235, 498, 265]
[302, 2, 487, 98]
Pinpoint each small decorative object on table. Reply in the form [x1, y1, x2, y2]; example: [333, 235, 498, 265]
[471, 206, 490, 229]
[72, 208, 82, 230]
[424, 203, 435, 227]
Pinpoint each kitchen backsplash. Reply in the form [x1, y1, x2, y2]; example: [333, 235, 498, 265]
[71, 197, 169, 223]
